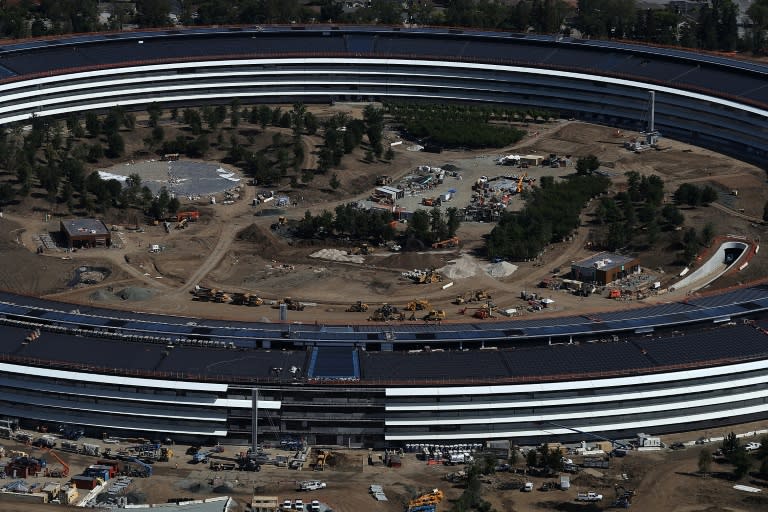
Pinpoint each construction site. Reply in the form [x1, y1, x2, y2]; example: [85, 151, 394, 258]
[0, 422, 767, 512]
[0, 107, 767, 512]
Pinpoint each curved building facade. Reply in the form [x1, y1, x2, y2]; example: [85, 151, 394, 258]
[0, 27, 765, 167]
[0, 28, 766, 445]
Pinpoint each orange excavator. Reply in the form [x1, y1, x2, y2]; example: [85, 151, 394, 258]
[516, 173, 527, 194]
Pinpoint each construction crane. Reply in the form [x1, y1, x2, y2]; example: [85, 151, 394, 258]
[459, 302, 495, 319]
[42, 448, 70, 478]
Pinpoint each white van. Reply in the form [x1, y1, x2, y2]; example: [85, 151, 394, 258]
[522, 482, 534, 492]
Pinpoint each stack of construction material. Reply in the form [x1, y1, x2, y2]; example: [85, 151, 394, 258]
[369, 484, 388, 501]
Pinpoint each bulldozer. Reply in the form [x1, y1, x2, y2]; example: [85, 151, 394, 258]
[423, 310, 446, 322]
[351, 243, 374, 256]
[346, 301, 369, 312]
[405, 299, 431, 311]
[453, 289, 491, 305]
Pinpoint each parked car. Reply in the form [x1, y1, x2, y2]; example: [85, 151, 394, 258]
[521, 482, 534, 492]
[745, 442, 762, 452]
[670, 442, 686, 450]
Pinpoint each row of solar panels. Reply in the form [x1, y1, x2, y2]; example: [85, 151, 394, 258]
[2, 287, 768, 345]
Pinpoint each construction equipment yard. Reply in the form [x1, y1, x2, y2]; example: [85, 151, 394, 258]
[2, 118, 765, 326]
[1, 422, 767, 511]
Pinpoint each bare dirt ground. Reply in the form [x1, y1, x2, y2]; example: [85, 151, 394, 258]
[3, 115, 765, 324]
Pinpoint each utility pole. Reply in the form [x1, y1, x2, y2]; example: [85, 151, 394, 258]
[251, 388, 258, 453]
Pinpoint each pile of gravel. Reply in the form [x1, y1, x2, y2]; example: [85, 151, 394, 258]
[484, 261, 518, 278]
[309, 248, 365, 264]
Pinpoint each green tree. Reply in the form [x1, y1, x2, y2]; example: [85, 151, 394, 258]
[304, 112, 318, 135]
[258, 106, 272, 130]
[408, 209, 431, 243]
[85, 112, 101, 138]
[183, 108, 203, 135]
[698, 448, 712, 475]
[722, 432, 740, 454]
[682, 227, 699, 263]
[87, 143, 104, 162]
[147, 102, 163, 127]
[701, 185, 718, 205]
[151, 125, 165, 145]
[105, 132, 125, 158]
[576, 154, 600, 175]
[526, 448, 538, 467]
[662, 204, 685, 226]
[329, 173, 340, 190]
[731, 449, 752, 479]
[701, 222, 715, 247]
[509, 445, 520, 468]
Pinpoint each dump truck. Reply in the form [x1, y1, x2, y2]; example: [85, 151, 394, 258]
[453, 290, 491, 304]
[405, 299, 431, 311]
[213, 291, 231, 303]
[232, 293, 264, 306]
[416, 271, 442, 284]
[190, 286, 215, 301]
[423, 310, 446, 322]
[346, 301, 369, 312]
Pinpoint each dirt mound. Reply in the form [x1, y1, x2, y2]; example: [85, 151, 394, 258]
[237, 223, 272, 244]
[439, 253, 483, 279]
[89, 289, 116, 302]
[116, 287, 154, 301]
